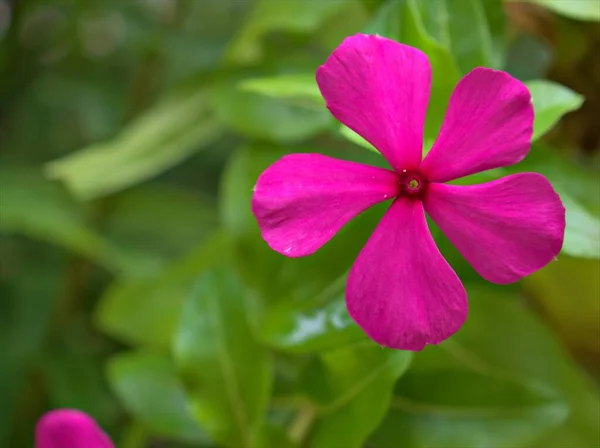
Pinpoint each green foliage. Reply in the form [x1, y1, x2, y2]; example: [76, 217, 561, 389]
[1, 0, 598, 447]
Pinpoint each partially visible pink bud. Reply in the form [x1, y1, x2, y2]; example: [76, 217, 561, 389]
[35, 409, 114, 448]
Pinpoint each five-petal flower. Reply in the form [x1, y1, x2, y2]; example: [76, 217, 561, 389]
[251, 34, 565, 351]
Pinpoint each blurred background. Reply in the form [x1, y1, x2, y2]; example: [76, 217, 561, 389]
[1, 0, 599, 447]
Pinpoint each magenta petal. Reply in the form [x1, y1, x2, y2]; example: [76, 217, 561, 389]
[424, 174, 565, 284]
[316, 34, 430, 171]
[252, 153, 399, 257]
[35, 409, 114, 448]
[346, 198, 468, 351]
[420, 68, 533, 182]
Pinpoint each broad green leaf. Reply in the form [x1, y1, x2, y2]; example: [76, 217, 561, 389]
[371, 370, 567, 448]
[212, 80, 331, 143]
[260, 288, 364, 354]
[95, 233, 229, 349]
[303, 342, 412, 448]
[527, 80, 584, 141]
[382, 284, 597, 448]
[523, 256, 600, 360]
[107, 351, 208, 444]
[103, 183, 218, 264]
[45, 88, 222, 200]
[514, 146, 600, 258]
[0, 169, 138, 276]
[227, 0, 350, 64]
[366, 0, 461, 138]
[419, 0, 504, 72]
[515, 0, 600, 21]
[173, 269, 273, 448]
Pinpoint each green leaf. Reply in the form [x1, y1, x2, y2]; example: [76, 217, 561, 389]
[374, 284, 595, 448]
[103, 183, 218, 264]
[45, 88, 222, 201]
[514, 146, 599, 259]
[366, 0, 461, 138]
[212, 79, 331, 143]
[227, 0, 351, 64]
[107, 351, 209, 444]
[260, 288, 364, 354]
[0, 169, 138, 276]
[527, 80, 584, 141]
[339, 126, 379, 153]
[95, 233, 229, 348]
[173, 269, 273, 448]
[371, 370, 567, 448]
[303, 343, 412, 448]
[239, 74, 323, 106]
[516, 0, 600, 21]
[419, 0, 504, 72]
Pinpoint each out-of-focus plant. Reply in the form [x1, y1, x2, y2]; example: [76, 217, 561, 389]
[0, 0, 598, 447]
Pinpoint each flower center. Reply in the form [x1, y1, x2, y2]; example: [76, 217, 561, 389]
[398, 170, 426, 198]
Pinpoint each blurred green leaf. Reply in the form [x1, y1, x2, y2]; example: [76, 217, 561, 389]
[0, 169, 139, 276]
[213, 80, 331, 143]
[515, 0, 600, 21]
[227, 0, 351, 64]
[419, 0, 503, 72]
[371, 370, 567, 448]
[527, 80, 584, 141]
[523, 256, 600, 361]
[45, 88, 222, 201]
[339, 126, 379, 153]
[95, 233, 229, 349]
[303, 342, 412, 448]
[103, 183, 218, 264]
[108, 351, 208, 444]
[260, 288, 364, 354]
[173, 269, 273, 448]
[366, 0, 461, 138]
[380, 284, 596, 448]
[239, 74, 323, 106]
[515, 146, 600, 259]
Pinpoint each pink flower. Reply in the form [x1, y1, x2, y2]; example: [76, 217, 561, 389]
[251, 34, 565, 351]
[35, 409, 114, 448]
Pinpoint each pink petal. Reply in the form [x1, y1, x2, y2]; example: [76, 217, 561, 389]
[346, 198, 468, 351]
[424, 173, 565, 284]
[420, 68, 533, 183]
[316, 34, 430, 171]
[35, 409, 114, 448]
[252, 153, 398, 257]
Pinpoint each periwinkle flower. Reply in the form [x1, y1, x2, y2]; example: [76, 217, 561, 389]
[252, 34, 565, 350]
[35, 409, 114, 448]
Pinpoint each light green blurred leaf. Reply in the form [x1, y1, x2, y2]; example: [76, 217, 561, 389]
[213, 80, 331, 143]
[371, 370, 567, 448]
[515, 0, 600, 21]
[260, 288, 365, 354]
[107, 351, 209, 444]
[45, 88, 222, 201]
[527, 80, 584, 141]
[515, 146, 600, 259]
[173, 269, 273, 448]
[0, 169, 139, 276]
[239, 74, 323, 105]
[339, 126, 379, 153]
[227, 0, 351, 64]
[366, 0, 461, 138]
[303, 342, 412, 448]
[95, 233, 229, 349]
